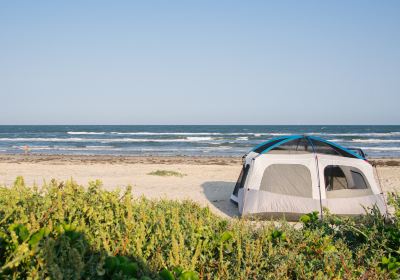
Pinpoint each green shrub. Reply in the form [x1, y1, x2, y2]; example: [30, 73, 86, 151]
[0, 176, 399, 279]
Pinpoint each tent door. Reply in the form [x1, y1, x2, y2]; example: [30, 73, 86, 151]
[231, 164, 250, 203]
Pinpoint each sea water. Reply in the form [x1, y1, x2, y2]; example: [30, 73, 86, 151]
[0, 125, 399, 158]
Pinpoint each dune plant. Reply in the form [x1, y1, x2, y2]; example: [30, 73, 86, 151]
[0, 177, 399, 279]
[147, 170, 186, 178]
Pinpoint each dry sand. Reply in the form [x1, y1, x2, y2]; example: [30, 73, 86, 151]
[0, 154, 399, 218]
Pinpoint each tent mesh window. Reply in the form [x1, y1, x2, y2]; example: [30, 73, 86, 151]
[311, 139, 358, 158]
[269, 138, 313, 154]
[232, 164, 250, 196]
[324, 165, 372, 198]
[351, 171, 368, 189]
[324, 166, 348, 191]
[260, 164, 313, 198]
[310, 140, 339, 156]
[253, 138, 285, 154]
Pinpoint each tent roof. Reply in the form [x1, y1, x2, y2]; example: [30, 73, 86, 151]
[252, 135, 364, 159]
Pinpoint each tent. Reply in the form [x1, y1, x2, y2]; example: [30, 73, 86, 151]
[231, 135, 386, 220]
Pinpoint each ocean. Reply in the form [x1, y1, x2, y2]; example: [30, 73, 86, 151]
[0, 125, 399, 158]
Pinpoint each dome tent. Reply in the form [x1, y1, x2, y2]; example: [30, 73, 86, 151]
[231, 135, 386, 220]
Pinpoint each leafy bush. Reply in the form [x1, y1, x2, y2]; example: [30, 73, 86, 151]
[0, 176, 399, 279]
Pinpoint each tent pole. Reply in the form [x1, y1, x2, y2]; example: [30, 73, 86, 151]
[308, 137, 324, 219]
[373, 162, 389, 217]
[315, 155, 324, 219]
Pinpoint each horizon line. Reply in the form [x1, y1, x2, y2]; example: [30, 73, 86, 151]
[0, 124, 399, 126]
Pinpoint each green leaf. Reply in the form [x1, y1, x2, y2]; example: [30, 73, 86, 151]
[105, 256, 120, 274]
[382, 257, 390, 265]
[159, 268, 175, 280]
[388, 262, 397, 271]
[10, 224, 30, 243]
[324, 245, 337, 253]
[28, 231, 44, 247]
[121, 262, 139, 276]
[220, 231, 233, 243]
[116, 255, 130, 265]
[173, 267, 184, 277]
[179, 271, 199, 280]
[28, 227, 50, 247]
[300, 215, 311, 224]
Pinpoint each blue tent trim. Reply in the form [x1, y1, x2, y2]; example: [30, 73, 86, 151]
[251, 136, 290, 152]
[251, 135, 365, 159]
[308, 135, 364, 159]
[260, 135, 303, 154]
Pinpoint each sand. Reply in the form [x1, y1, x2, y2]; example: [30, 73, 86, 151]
[0, 154, 399, 218]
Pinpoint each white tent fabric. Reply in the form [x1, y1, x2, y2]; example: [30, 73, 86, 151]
[233, 139, 386, 219]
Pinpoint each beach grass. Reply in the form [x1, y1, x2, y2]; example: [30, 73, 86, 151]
[0, 177, 399, 279]
[147, 170, 186, 177]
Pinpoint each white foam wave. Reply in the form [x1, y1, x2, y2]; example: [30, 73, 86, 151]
[111, 132, 222, 135]
[67, 131, 105, 135]
[0, 137, 214, 143]
[13, 145, 119, 151]
[186, 137, 213, 141]
[236, 137, 249, 141]
[308, 132, 400, 137]
[351, 139, 400, 143]
[81, 131, 400, 138]
[360, 147, 400, 151]
[328, 139, 347, 142]
[0, 137, 87, 142]
[99, 137, 213, 143]
[110, 132, 274, 136]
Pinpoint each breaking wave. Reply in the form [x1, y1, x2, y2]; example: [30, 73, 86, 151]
[67, 132, 106, 135]
[0, 137, 214, 143]
[351, 139, 400, 143]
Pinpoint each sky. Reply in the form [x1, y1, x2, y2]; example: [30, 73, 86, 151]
[0, 1, 399, 125]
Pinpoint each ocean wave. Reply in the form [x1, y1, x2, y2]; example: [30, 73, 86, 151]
[110, 132, 275, 136]
[11, 145, 235, 152]
[360, 147, 400, 151]
[327, 139, 347, 142]
[67, 131, 105, 135]
[62, 131, 400, 137]
[202, 146, 232, 152]
[308, 132, 400, 137]
[76, 131, 400, 137]
[351, 139, 400, 143]
[186, 136, 213, 141]
[100, 137, 213, 143]
[269, 133, 291, 136]
[0, 137, 87, 142]
[12, 145, 119, 151]
[0, 137, 214, 143]
[111, 132, 221, 135]
[236, 137, 249, 141]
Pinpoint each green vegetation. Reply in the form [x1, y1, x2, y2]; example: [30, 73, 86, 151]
[147, 170, 186, 178]
[0, 177, 400, 279]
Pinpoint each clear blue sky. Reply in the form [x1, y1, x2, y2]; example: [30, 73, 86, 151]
[1, 1, 399, 125]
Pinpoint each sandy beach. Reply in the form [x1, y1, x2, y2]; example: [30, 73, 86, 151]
[0, 154, 399, 218]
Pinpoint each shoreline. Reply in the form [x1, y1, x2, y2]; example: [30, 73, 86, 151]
[0, 153, 243, 165]
[0, 153, 400, 166]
